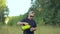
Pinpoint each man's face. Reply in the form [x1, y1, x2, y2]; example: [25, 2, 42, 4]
[29, 13, 35, 19]
[28, 11, 35, 20]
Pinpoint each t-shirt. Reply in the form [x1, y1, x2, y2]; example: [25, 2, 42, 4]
[21, 17, 37, 34]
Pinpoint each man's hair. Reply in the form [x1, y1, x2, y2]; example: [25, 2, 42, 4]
[28, 11, 35, 15]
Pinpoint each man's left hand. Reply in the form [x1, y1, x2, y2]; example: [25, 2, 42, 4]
[30, 27, 37, 31]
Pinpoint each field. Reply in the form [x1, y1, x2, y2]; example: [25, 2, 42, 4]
[0, 25, 60, 34]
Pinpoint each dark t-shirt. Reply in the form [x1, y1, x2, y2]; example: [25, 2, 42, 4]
[21, 18, 37, 34]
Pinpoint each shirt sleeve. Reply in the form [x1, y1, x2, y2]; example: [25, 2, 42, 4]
[21, 18, 26, 22]
[20, 18, 27, 25]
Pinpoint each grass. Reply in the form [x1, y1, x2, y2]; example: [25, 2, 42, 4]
[0, 25, 60, 34]
[37, 25, 60, 34]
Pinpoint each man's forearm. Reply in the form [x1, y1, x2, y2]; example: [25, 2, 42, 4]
[17, 22, 24, 25]
[17, 22, 28, 25]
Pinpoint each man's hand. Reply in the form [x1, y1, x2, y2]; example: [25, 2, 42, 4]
[30, 27, 37, 31]
[33, 27, 37, 31]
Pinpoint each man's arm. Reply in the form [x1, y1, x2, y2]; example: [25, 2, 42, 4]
[17, 22, 28, 25]
[30, 20, 37, 31]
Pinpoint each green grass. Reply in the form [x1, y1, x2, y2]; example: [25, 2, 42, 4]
[0, 25, 60, 34]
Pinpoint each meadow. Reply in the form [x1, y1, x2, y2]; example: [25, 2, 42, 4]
[0, 25, 60, 34]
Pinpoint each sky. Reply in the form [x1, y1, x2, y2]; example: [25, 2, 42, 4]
[6, 0, 32, 16]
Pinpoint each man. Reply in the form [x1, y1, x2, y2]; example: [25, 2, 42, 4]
[17, 11, 37, 34]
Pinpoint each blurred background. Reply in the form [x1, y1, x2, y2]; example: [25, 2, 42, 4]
[0, 0, 60, 34]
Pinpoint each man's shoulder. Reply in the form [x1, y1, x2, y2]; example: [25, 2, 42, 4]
[22, 17, 28, 20]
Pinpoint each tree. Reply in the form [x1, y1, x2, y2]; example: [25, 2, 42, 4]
[0, 0, 9, 24]
[28, 0, 60, 26]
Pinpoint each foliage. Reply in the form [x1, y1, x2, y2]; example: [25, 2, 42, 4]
[28, 0, 60, 26]
[0, 0, 9, 24]
[7, 15, 25, 26]
[7, 0, 60, 26]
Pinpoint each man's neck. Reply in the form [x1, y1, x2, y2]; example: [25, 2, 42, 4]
[28, 17, 32, 20]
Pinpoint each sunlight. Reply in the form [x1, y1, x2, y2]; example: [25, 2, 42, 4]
[6, 0, 31, 16]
